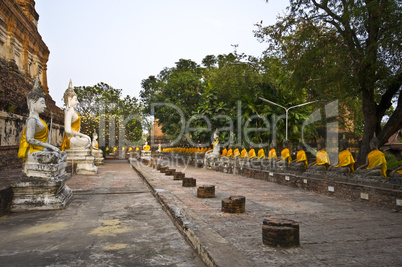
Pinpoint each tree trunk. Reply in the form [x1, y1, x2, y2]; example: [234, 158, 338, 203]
[357, 88, 377, 163]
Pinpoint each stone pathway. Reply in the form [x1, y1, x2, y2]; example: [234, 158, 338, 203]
[0, 161, 205, 267]
[134, 160, 402, 266]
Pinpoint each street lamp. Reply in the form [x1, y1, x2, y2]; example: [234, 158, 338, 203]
[259, 97, 318, 141]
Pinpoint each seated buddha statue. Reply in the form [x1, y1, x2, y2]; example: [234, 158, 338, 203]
[290, 142, 308, 169]
[91, 132, 100, 150]
[248, 148, 256, 159]
[356, 136, 387, 178]
[390, 166, 402, 177]
[257, 148, 265, 160]
[279, 140, 292, 167]
[309, 140, 330, 171]
[143, 141, 150, 151]
[60, 80, 91, 151]
[328, 138, 355, 173]
[18, 78, 66, 171]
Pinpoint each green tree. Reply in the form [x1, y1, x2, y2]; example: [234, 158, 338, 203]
[257, 0, 402, 162]
[74, 82, 143, 147]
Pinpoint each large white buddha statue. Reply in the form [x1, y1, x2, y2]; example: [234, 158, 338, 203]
[18, 77, 67, 174]
[13, 77, 72, 211]
[60, 80, 91, 151]
[60, 80, 97, 174]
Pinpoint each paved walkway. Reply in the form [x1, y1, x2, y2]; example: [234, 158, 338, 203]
[133, 160, 402, 266]
[0, 161, 204, 266]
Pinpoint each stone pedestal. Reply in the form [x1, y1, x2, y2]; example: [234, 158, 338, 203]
[11, 160, 73, 212]
[91, 149, 104, 165]
[65, 148, 97, 175]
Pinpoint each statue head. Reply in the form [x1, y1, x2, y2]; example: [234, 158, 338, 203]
[93, 132, 98, 140]
[317, 139, 325, 150]
[27, 77, 46, 114]
[270, 141, 277, 149]
[283, 140, 289, 148]
[340, 135, 348, 151]
[369, 135, 379, 150]
[63, 79, 78, 109]
[298, 142, 304, 150]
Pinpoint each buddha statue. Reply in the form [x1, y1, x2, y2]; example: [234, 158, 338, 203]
[60, 80, 91, 151]
[290, 142, 308, 169]
[13, 78, 72, 211]
[91, 132, 104, 165]
[143, 141, 150, 151]
[240, 147, 248, 158]
[279, 140, 292, 167]
[356, 136, 387, 178]
[91, 132, 99, 150]
[328, 137, 355, 173]
[157, 143, 162, 153]
[257, 148, 265, 160]
[204, 129, 221, 168]
[18, 78, 67, 173]
[221, 148, 228, 157]
[248, 148, 256, 159]
[390, 166, 402, 177]
[233, 148, 240, 158]
[309, 140, 330, 171]
[268, 142, 278, 161]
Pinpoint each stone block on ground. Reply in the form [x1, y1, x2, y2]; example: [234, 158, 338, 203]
[182, 177, 196, 187]
[197, 185, 215, 198]
[221, 196, 246, 213]
[262, 218, 300, 248]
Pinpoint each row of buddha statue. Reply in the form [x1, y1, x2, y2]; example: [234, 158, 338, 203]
[160, 136, 400, 179]
[18, 79, 103, 178]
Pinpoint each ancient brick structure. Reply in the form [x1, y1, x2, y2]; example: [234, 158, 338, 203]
[173, 171, 184, 180]
[0, 0, 64, 170]
[182, 177, 196, 187]
[165, 169, 175, 176]
[197, 185, 215, 198]
[262, 218, 300, 248]
[221, 196, 246, 213]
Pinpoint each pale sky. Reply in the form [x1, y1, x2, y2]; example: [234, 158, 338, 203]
[35, 0, 289, 107]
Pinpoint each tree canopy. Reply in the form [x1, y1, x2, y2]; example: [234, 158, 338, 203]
[256, 0, 401, 162]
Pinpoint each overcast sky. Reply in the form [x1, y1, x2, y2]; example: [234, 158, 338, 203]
[35, 0, 289, 107]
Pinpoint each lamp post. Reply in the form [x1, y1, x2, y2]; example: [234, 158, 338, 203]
[259, 97, 317, 141]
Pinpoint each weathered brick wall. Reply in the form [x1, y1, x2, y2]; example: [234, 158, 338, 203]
[242, 168, 401, 208]
[0, 111, 64, 170]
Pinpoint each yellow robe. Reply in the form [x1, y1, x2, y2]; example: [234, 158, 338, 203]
[397, 170, 402, 175]
[248, 149, 256, 159]
[240, 149, 248, 158]
[281, 148, 292, 166]
[334, 150, 355, 173]
[226, 149, 233, 157]
[313, 150, 330, 168]
[221, 148, 227, 157]
[296, 150, 308, 169]
[18, 118, 48, 162]
[233, 148, 240, 158]
[144, 145, 150, 151]
[258, 149, 265, 159]
[60, 114, 81, 151]
[268, 149, 277, 160]
[367, 150, 387, 178]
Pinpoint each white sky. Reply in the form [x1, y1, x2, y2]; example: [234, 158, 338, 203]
[35, 0, 289, 107]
